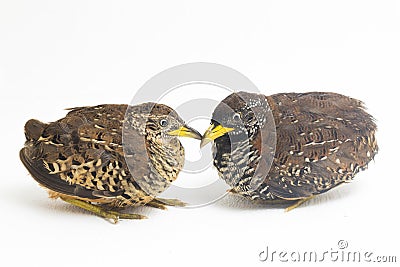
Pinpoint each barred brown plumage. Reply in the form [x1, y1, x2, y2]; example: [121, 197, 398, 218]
[20, 103, 202, 222]
[201, 91, 378, 210]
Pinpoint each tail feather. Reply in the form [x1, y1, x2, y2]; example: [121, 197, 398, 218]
[24, 119, 47, 141]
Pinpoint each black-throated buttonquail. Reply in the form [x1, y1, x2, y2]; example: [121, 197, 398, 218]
[201, 92, 377, 210]
[20, 103, 201, 222]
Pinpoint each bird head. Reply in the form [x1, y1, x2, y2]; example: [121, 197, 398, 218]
[123, 102, 202, 149]
[143, 103, 202, 141]
[200, 91, 270, 147]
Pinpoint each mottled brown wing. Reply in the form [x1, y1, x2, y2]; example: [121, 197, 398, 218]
[21, 105, 137, 200]
[260, 92, 378, 199]
[20, 148, 103, 199]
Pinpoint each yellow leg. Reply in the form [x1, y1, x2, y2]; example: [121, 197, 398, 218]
[61, 197, 147, 223]
[285, 196, 314, 212]
[152, 198, 187, 207]
[146, 200, 168, 210]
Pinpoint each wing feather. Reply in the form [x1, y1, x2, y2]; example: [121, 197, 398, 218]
[22, 104, 133, 199]
[263, 92, 377, 199]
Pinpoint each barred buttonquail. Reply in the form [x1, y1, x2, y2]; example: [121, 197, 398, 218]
[20, 103, 201, 222]
[201, 92, 378, 210]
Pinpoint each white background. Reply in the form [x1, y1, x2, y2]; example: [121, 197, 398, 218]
[1, 1, 399, 266]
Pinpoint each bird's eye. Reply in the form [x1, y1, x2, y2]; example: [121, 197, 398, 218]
[159, 119, 169, 127]
[233, 113, 241, 122]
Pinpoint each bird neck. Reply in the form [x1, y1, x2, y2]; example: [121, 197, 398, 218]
[145, 133, 184, 184]
[213, 134, 261, 188]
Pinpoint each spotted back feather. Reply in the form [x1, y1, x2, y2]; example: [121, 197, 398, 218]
[21, 103, 185, 207]
[213, 92, 378, 200]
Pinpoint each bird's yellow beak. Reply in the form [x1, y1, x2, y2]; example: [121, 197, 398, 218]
[168, 125, 202, 140]
[200, 123, 234, 148]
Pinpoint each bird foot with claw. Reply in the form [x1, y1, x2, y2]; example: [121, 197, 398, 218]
[60, 197, 147, 223]
[146, 198, 187, 210]
[154, 198, 187, 207]
[285, 196, 314, 212]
